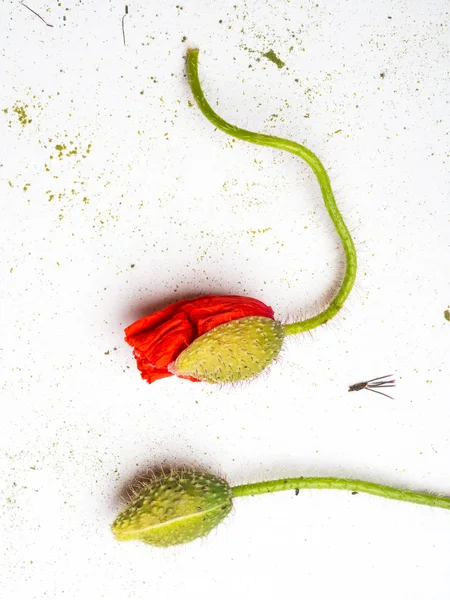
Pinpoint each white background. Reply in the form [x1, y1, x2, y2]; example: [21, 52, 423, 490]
[1, 0, 449, 598]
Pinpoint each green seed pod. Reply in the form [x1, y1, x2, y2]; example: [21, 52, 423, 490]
[171, 316, 284, 384]
[112, 470, 233, 547]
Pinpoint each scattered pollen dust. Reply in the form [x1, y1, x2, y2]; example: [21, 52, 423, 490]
[247, 227, 272, 235]
[3, 102, 32, 127]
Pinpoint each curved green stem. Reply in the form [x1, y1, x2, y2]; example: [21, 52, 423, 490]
[187, 48, 357, 335]
[231, 477, 450, 511]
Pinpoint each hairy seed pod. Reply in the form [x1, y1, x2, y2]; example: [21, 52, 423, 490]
[170, 316, 284, 384]
[112, 470, 232, 547]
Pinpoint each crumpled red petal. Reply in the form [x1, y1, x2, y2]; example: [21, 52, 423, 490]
[185, 295, 274, 335]
[124, 298, 193, 339]
[125, 294, 275, 384]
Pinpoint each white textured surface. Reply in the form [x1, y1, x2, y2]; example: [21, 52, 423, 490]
[1, 0, 449, 598]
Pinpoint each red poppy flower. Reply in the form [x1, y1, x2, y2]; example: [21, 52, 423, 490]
[125, 295, 277, 384]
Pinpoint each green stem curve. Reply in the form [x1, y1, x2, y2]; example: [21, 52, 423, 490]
[187, 48, 357, 335]
[231, 477, 450, 510]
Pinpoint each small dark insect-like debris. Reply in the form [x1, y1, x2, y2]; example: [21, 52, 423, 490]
[348, 374, 396, 400]
[295, 488, 299, 496]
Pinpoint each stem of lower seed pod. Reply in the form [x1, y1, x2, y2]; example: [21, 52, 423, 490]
[231, 477, 450, 510]
[186, 48, 357, 335]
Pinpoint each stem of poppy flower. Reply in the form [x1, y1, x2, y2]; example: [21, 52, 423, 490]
[231, 477, 450, 511]
[186, 48, 357, 335]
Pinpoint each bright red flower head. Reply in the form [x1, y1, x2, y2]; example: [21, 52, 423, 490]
[125, 295, 276, 384]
